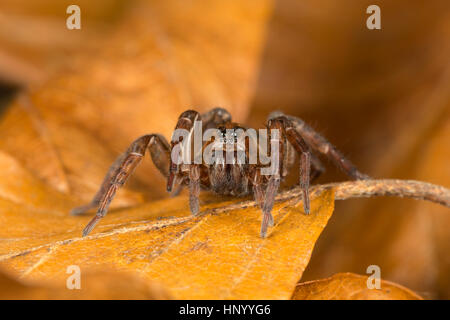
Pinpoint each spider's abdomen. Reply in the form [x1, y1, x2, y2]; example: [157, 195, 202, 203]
[208, 163, 249, 196]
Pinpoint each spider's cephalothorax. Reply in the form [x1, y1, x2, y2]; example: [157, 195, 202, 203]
[72, 108, 368, 238]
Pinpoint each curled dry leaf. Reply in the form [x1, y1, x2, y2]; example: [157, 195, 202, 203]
[292, 273, 423, 300]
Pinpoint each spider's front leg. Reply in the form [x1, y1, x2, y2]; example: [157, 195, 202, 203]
[71, 134, 170, 236]
[257, 118, 289, 238]
[250, 167, 274, 227]
[167, 110, 204, 215]
[281, 118, 312, 215]
[266, 116, 312, 221]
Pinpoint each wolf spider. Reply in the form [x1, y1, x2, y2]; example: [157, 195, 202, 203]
[72, 108, 368, 238]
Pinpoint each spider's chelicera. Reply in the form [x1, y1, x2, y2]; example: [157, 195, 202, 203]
[72, 108, 369, 238]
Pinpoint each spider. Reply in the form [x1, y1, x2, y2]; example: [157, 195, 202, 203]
[72, 108, 368, 238]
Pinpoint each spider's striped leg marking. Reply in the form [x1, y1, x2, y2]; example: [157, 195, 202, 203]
[251, 169, 274, 229]
[72, 134, 170, 236]
[259, 118, 286, 238]
[188, 164, 201, 215]
[283, 121, 311, 214]
[167, 110, 201, 192]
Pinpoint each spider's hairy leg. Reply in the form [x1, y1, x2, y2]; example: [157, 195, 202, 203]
[259, 119, 285, 238]
[268, 115, 312, 215]
[71, 134, 170, 216]
[270, 112, 369, 180]
[72, 135, 169, 237]
[262, 176, 280, 236]
[80, 136, 149, 236]
[148, 134, 171, 177]
[251, 169, 264, 208]
[188, 164, 200, 215]
[250, 168, 274, 227]
[168, 110, 201, 192]
[283, 120, 312, 214]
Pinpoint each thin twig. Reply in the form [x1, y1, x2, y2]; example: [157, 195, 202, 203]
[211, 179, 450, 214]
[283, 179, 450, 207]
